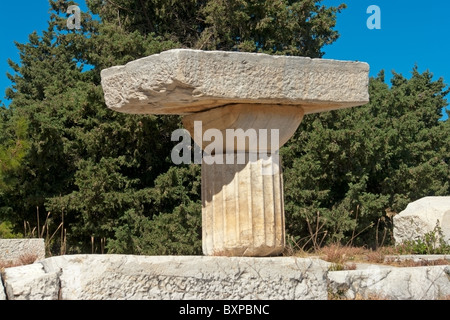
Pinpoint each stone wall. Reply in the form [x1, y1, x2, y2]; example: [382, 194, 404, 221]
[1, 255, 330, 300]
[328, 264, 450, 300]
[1, 254, 449, 300]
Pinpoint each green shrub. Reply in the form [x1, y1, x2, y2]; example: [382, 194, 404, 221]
[0, 221, 22, 239]
[397, 222, 450, 255]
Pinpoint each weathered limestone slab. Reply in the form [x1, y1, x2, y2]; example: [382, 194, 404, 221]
[328, 265, 450, 300]
[2, 254, 449, 300]
[101, 49, 370, 115]
[5, 255, 329, 300]
[61, 255, 330, 300]
[2, 263, 60, 300]
[101, 49, 370, 256]
[0, 238, 45, 264]
[393, 197, 450, 245]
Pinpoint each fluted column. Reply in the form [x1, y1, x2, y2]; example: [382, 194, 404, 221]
[201, 153, 284, 256]
[183, 104, 304, 256]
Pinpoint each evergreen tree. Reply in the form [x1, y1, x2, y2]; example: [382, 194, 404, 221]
[86, 0, 345, 57]
[282, 69, 449, 250]
[6, 0, 447, 255]
[1, 1, 180, 251]
[2, 0, 347, 253]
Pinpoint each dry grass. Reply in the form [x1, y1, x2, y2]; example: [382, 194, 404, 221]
[316, 243, 380, 270]
[328, 291, 390, 300]
[384, 258, 449, 267]
[292, 243, 449, 269]
[0, 253, 39, 271]
[319, 243, 367, 264]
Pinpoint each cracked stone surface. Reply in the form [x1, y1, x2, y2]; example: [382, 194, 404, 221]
[2, 255, 330, 300]
[2, 263, 59, 300]
[393, 196, 450, 245]
[101, 49, 370, 115]
[0, 239, 45, 264]
[3, 255, 450, 300]
[328, 265, 450, 300]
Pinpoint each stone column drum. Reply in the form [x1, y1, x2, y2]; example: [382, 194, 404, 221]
[100, 49, 369, 256]
[182, 103, 305, 256]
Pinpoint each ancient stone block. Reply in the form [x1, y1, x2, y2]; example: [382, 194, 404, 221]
[101, 49, 369, 115]
[393, 196, 450, 245]
[328, 265, 450, 300]
[2, 263, 59, 300]
[0, 239, 45, 264]
[41, 255, 330, 300]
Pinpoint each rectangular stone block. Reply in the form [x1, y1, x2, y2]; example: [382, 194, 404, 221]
[101, 49, 369, 115]
[328, 265, 450, 300]
[0, 239, 45, 265]
[2, 263, 60, 300]
[40, 255, 330, 300]
[393, 196, 450, 245]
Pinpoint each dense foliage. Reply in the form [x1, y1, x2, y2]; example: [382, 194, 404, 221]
[0, 0, 448, 255]
[282, 69, 449, 249]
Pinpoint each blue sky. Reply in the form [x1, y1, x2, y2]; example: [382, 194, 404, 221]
[323, 0, 449, 120]
[1, 0, 449, 119]
[0, 0, 89, 105]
